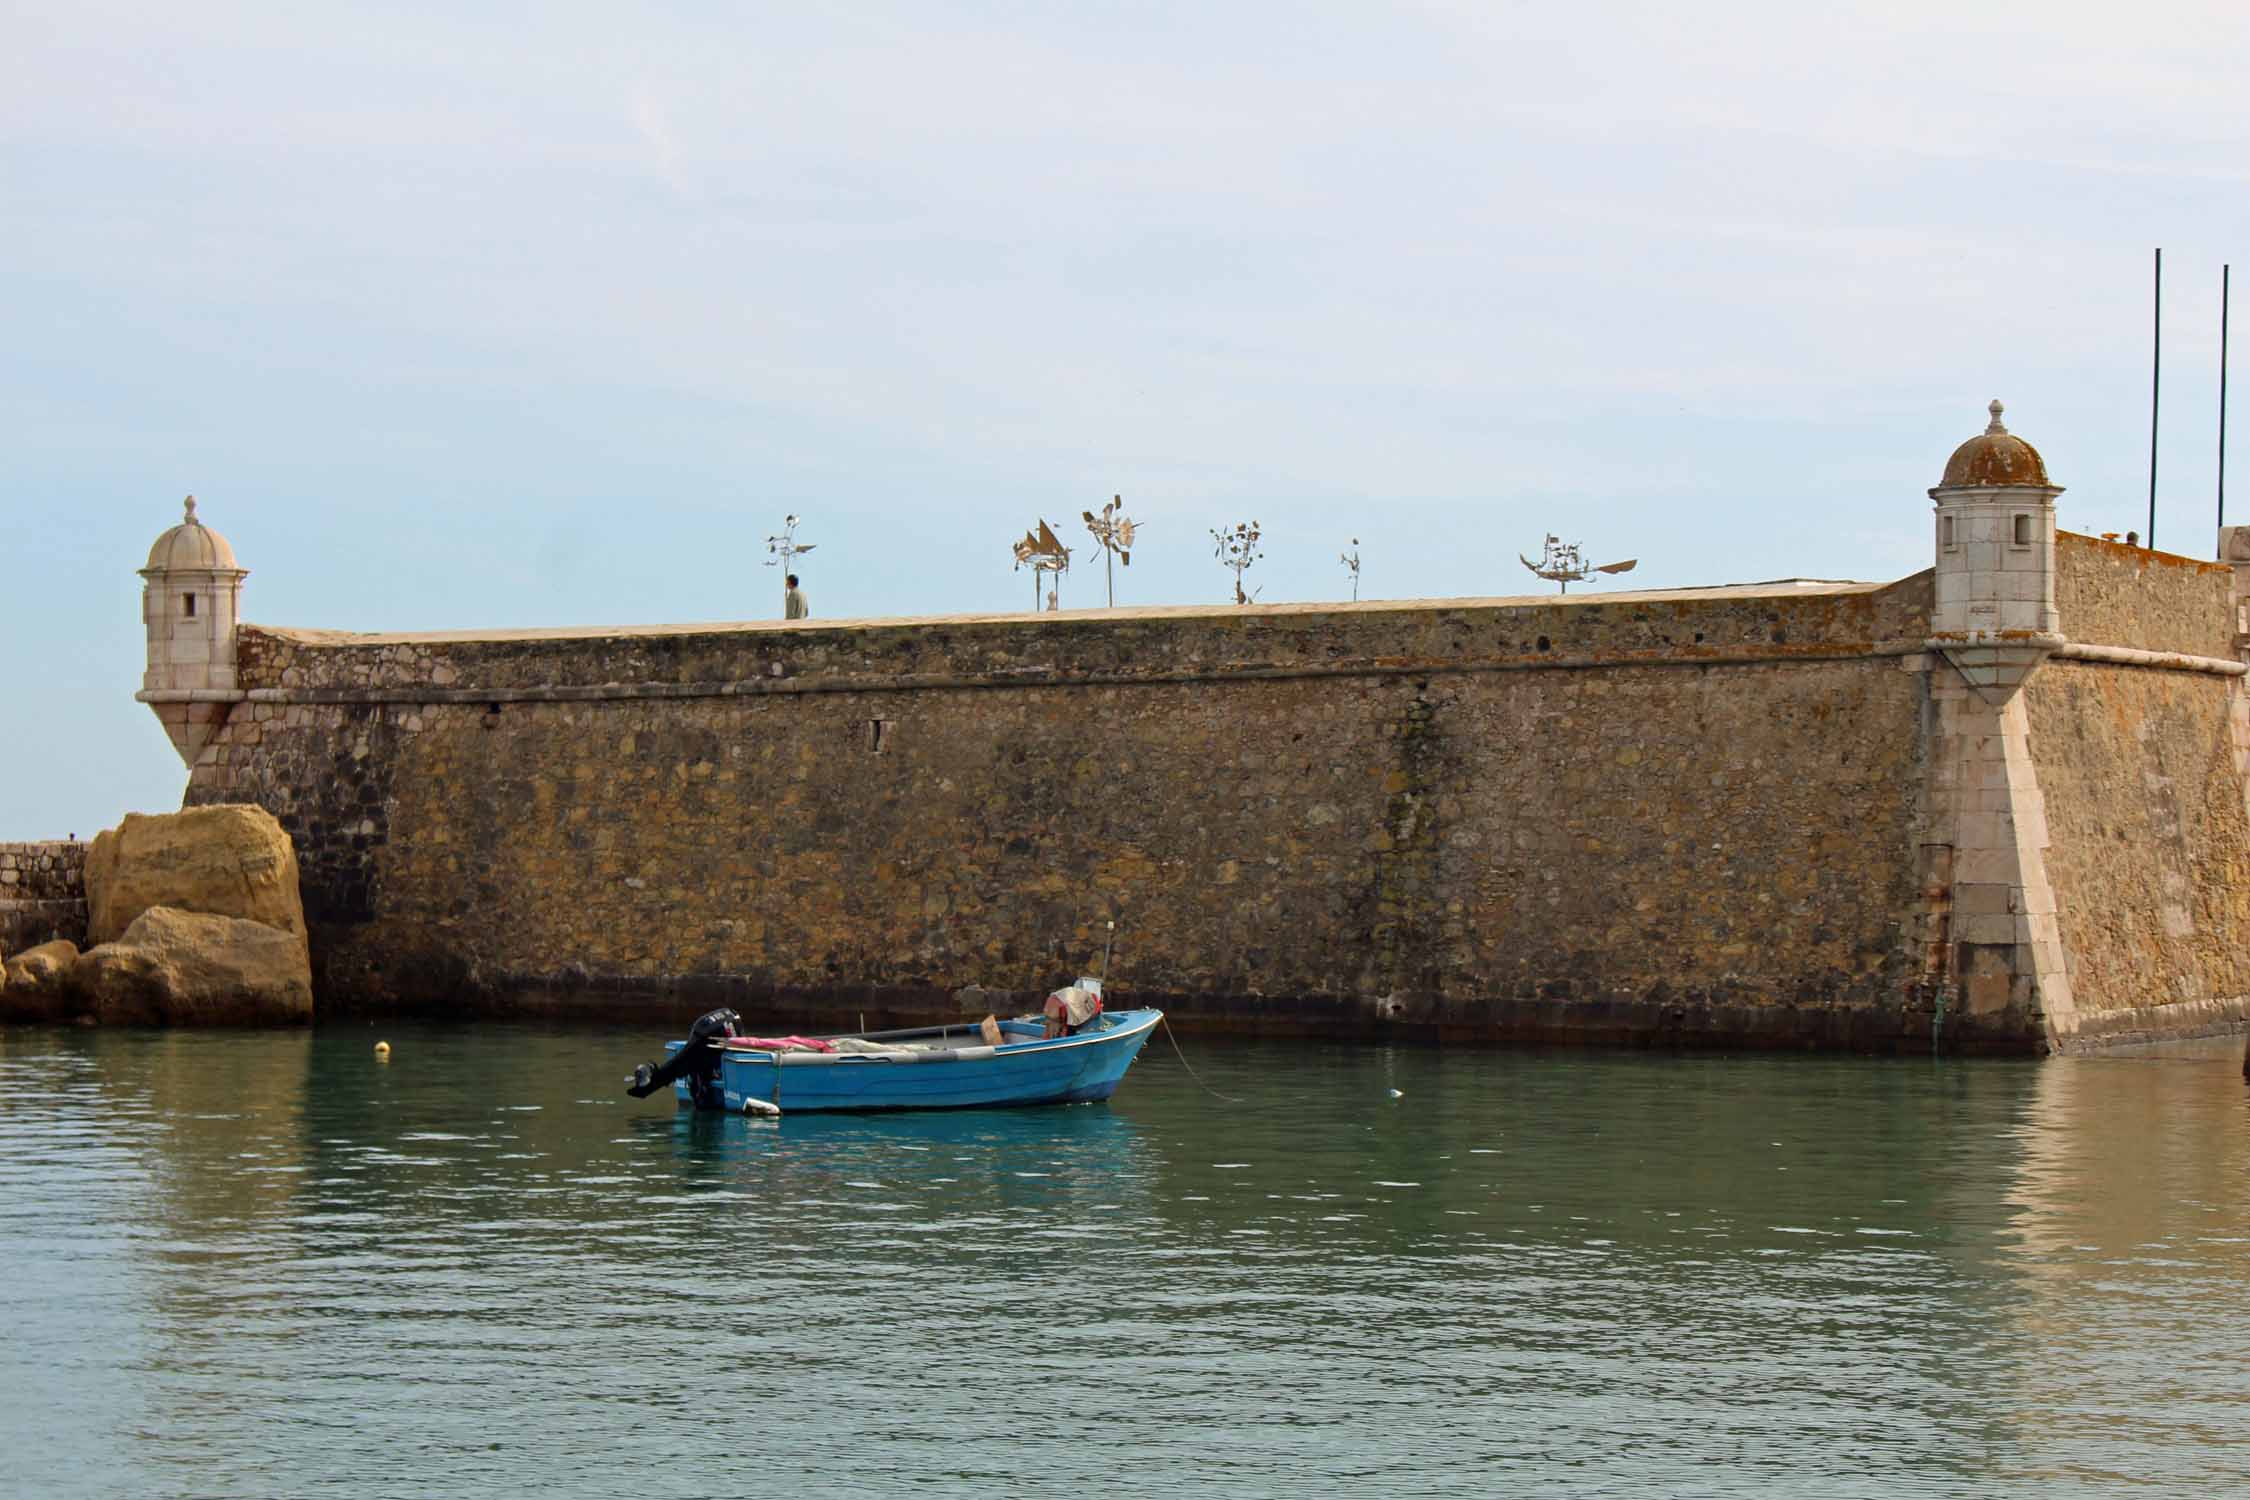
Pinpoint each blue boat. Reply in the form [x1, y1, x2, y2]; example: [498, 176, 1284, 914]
[625, 999, 1162, 1116]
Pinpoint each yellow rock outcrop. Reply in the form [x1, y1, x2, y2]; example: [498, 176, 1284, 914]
[72, 907, 312, 1025]
[85, 805, 306, 948]
[1, 939, 81, 1021]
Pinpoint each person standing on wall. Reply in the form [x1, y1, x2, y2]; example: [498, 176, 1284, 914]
[784, 574, 809, 620]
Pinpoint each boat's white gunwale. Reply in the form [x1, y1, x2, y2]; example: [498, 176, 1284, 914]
[722, 1009, 1162, 1068]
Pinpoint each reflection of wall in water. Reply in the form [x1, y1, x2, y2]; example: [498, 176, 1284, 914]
[104, 1029, 314, 1229]
[1983, 1055, 2250, 1479]
[92, 1029, 313, 1428]
[1998, 1055, 2250, 1272]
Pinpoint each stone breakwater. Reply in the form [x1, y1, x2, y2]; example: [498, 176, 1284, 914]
[0, 842, 87, 954]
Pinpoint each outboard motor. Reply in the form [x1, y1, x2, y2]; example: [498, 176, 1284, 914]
[625, 1008, 742, 1107]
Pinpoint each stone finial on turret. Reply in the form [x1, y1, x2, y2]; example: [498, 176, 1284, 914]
[1928, 400, 2065, 704]
[137, 496, 250, 766]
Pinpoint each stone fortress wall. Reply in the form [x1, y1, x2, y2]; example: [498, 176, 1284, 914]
[124, 408, 2250, 1052]
[183, 580, 1946, 1043]
[2023, 535, 2250, 1044]
[0, 842, 88, 954]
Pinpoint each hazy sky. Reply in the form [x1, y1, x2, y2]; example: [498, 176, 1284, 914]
[6, 1, 2246, 837]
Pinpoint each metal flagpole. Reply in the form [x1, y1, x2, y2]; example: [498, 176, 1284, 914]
[2150, 247, 2162, 549]
[2222, 263, 2232, 540]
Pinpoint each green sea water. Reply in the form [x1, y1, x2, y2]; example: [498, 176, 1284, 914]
[2, 1023, 2245, 1498]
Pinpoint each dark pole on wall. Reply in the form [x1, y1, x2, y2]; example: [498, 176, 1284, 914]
[2221, 263, 2231, 541]
[2150, 247, 2162, 550]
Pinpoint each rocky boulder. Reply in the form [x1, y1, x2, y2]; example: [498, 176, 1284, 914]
[85, 805, 306, 949]
[70, 907, 313, 1026]
[1, 939, 82, 1021]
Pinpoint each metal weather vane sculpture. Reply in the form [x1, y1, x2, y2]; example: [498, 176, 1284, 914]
[1519, 533, 1637, 594]
[1212, 520, 1263, 604]
[1082, 495, 1140, 608]
[1012, 519, 1072, 611]
[764, 513, 816, 604]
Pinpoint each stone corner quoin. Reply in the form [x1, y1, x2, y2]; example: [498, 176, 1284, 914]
[107, 419, 2250, 1053]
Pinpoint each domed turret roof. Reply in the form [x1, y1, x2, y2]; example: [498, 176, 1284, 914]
[1939, 400, 2051, 488]
[144, 496, 242, 572]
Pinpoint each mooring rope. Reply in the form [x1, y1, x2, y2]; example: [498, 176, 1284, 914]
[1160, 1015, 1242, 1104]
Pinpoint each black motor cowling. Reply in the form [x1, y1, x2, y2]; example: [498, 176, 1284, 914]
[625, 1008, 742, 1106]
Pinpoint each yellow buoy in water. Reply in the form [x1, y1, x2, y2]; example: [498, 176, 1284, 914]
[374, 1040, 392, 1058]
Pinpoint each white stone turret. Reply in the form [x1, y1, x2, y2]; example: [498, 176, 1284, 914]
[1928, 400, 2064, 703]
[138, 496, 249, 766]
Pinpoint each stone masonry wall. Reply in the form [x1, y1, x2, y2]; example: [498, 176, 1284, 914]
[0, 841, 88, 954]
[2023, 662, 2250, 1045]
[186, 579, 1948, 1045]
[2055, 532, 2234, 657]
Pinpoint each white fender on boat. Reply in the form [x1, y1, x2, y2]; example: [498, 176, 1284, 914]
[742, 1096, 782, 1118]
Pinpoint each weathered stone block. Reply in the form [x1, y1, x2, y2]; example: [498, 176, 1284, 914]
[1963, 971, 2014, 1015]
[1953, 911, 2019, 945]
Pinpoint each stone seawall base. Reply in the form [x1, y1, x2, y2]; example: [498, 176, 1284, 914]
[2055, 994, 2250, 1051]
[303, 959, 2057, 1055]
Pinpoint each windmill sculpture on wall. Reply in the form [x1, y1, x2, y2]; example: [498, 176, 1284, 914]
[1213, 520, 1263, 604]
[1520, 534, 1637, 594]
[1082, 496, 1139, 607]
[1012, 519, 1072, 611]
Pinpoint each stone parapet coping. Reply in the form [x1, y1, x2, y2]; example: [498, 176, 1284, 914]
[2053, 642, 2247, 676]
[242, 580, 1884, 648]
[196, 641, 1929, 705]
[143, 638, 2247, 708]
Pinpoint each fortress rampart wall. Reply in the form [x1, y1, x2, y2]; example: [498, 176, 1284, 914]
[117, 412, 2250, 1052]
[2024, 662, 2250, 1044]
[2054, 531, 2234, 658]
[2022, 535, 2250, 1046]
[183, 579, 1976, 1044]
